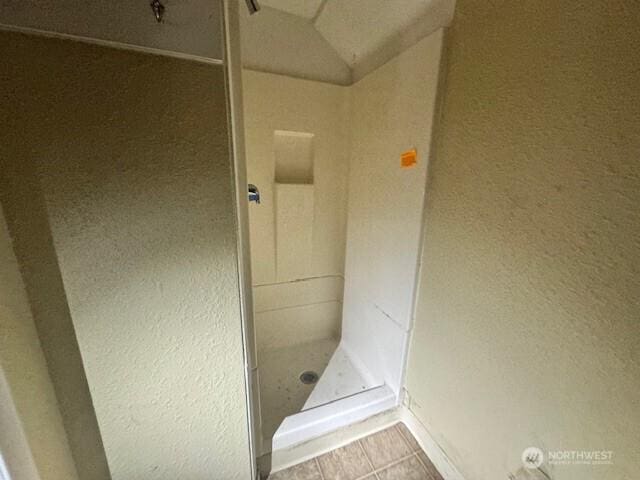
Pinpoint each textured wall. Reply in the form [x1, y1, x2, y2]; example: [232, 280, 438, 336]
[0, 32, 251, 480]
[0, 368, 39, 480]
[342, 30, 443, 392]
[0, 32, 111, 479]
[406, 1, 640, 479]
[0, 206, 79, 480]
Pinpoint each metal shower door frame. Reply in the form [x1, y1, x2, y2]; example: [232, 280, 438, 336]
[221, 1, 263, 479]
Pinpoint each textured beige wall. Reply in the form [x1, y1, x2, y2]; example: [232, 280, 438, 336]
[0, 32, 251, 480]
[406, 1, 640, 479]
[0, 161, 110, 480]
[0, 206, 79, 480]
[0, 32, 111, 479]
[0, 366, 39, 480]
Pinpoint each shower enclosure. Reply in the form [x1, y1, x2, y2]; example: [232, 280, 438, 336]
[237, 2, 447, 469]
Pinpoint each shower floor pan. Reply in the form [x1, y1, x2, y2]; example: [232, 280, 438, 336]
[272, 383, 395, 452]
[259, 338, 340, 446]
[260, 340, 392, 457]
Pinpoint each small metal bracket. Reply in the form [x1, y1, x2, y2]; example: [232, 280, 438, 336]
[248, 184, 261, 204]
[150, 0, 165, 23]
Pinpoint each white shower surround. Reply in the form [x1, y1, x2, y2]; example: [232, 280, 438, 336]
[246, 28, 445, 453]
[341, 28, 444, 395]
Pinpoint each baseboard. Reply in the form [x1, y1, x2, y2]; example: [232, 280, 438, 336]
[400, 406, 466, 480]
[265, 397, 466, 480]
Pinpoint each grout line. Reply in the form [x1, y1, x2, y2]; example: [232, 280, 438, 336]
[355, 439, 423, 478]
[357, 439, 377, 478]
[414, 452, 437, 480]
[314, 458, 326, 480]
[373, 453, 419, 475]
[394, 422, 420, 453]
[282, 428, 424, 480]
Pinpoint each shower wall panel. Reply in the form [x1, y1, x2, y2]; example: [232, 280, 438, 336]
[243, 70, 350, 351]
[342, 29, 445, 393]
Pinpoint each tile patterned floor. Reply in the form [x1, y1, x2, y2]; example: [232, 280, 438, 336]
[268, 423, 445, 480]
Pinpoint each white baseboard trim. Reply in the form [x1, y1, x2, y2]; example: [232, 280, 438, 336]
[265, 401, 466, 480]
[270, 405, 401, 472]
[399, 406, 466, 480]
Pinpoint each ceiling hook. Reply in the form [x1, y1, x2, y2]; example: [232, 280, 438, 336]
[150, 0, 165, 23]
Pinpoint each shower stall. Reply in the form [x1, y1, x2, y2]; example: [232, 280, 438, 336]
[238, 3, 447, 469]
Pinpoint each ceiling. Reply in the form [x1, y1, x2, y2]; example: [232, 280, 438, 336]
[264, 0, 445, 66]
[241, 0, 455, 84]
[0, 0, 455, 86]
[260, 0, 325, 20]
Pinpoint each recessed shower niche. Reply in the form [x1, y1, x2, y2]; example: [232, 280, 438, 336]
[274, 130, 314, 185]
[273, 130, 315, 282]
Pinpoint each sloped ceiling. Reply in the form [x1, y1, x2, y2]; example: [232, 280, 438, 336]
[0, 0, 454, 85]
[239, 6, 351, 85]
[259, 0, 324, 19]
[240, 0, 455, 84]
[316, 0, 448, 66]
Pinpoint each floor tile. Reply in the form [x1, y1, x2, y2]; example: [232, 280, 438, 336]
[377, 455, 430, 480]
[396, 423, 421, 452]
[359, 426, 413, 470]
[317, 441, 373, 480]
[269, 459, 323, 480]
[417, 451, 444, 480]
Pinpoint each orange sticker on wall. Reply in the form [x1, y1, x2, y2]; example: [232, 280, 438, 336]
[401, 148, 417, 168]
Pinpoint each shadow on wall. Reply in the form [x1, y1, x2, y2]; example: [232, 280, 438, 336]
[0, 158, 111, 480]
[0, 30, 252, 480]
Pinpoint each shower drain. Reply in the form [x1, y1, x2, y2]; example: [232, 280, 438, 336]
[299, 371, 319, 385]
